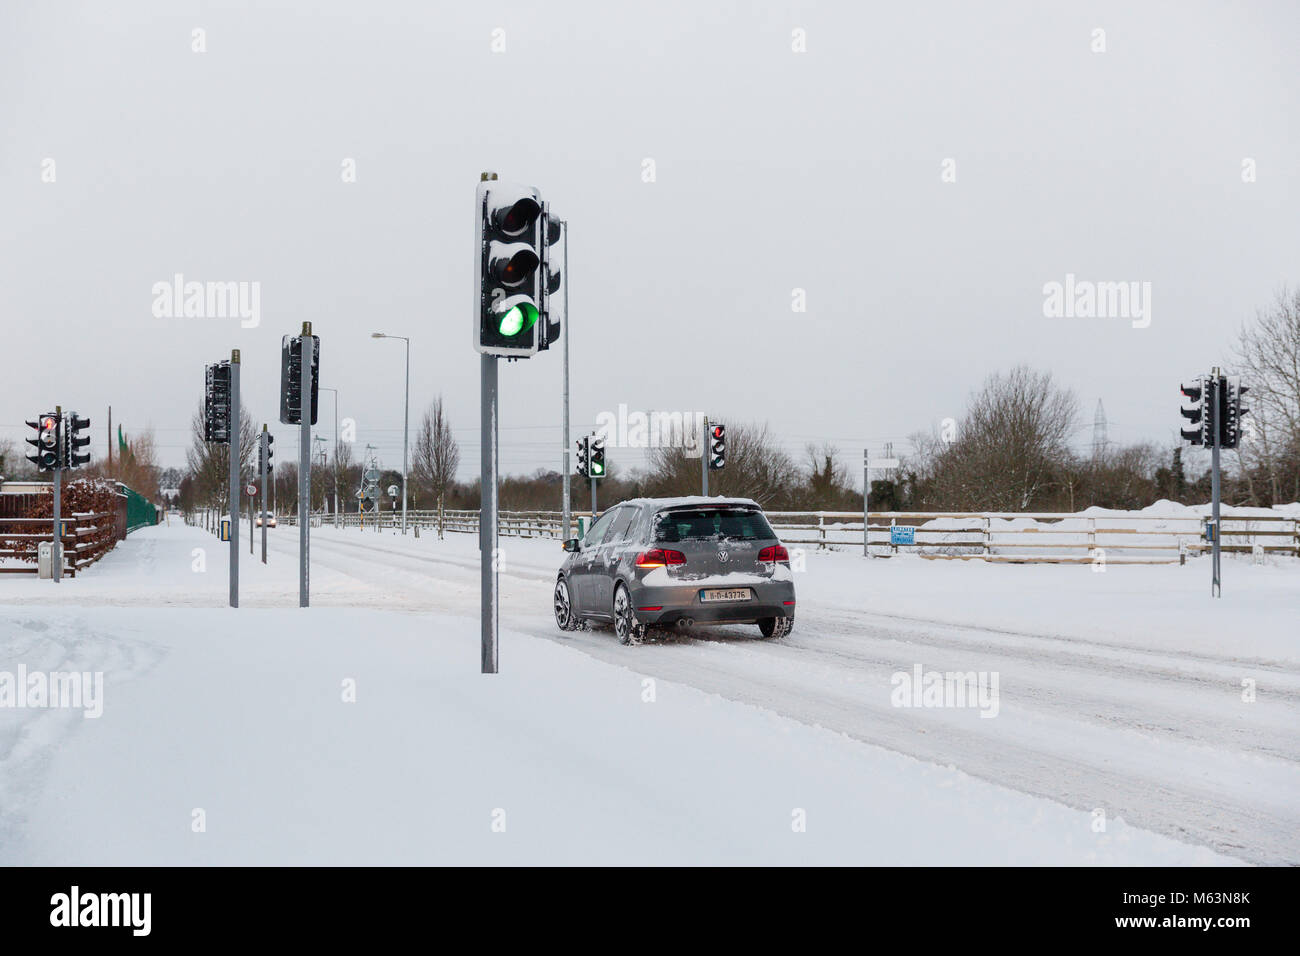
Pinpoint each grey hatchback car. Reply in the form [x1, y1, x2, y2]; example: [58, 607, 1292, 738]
[554, 497, 796, 644]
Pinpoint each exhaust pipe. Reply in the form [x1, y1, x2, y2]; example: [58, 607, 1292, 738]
[677, 618, 694, 630]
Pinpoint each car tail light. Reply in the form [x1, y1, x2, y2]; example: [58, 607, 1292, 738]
[758, 545, 789, 564]
[635, 548, 686, 568]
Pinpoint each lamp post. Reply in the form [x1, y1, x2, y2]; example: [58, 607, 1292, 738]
[371, 332, 409, 534]
[319, 386, 340, 526]
[312, 435, 329, 514]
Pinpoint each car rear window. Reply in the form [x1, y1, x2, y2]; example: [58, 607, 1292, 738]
[653, 507, 776, 542]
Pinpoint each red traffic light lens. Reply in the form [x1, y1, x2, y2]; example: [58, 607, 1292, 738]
[499, 249, 539, 287]
[498, 198, 541, 237]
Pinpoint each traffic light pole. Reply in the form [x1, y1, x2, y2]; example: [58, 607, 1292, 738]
[260, 426, 268, 564]
[299, 325, 313, 607]
[52, 404, 62, 584]
[228, 351, 240, 608]
[701, 415, 709, 497]
[561, 220, 571, 539]
[863, 448, 869, 558]
[1210, 368, 1222, 597]
[591, 475, 597, 516]
[481, 353, 499, 674]
[52, 467, 61, 582]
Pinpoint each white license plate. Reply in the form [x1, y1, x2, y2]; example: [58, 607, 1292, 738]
[700, 588, 753, 603]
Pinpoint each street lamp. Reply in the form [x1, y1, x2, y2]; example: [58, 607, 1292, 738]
[371, 332, 409, 534]
[319, 386, 340, 526]
[312, 436, 328, 513]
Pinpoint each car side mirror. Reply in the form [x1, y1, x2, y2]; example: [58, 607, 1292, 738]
[563, 538, 581, 553]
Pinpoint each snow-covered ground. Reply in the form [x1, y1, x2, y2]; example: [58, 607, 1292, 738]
[3, 518, 1294, 864]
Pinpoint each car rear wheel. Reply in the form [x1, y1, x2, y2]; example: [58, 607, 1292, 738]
[759, 616, 793, 639]
[554, 577, 579, 631]
[613, 584, 647, 646]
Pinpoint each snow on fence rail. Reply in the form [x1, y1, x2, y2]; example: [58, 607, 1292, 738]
[0, 511, 121, 577]
[272, 506, 1300, 565]
[763, 510, 1299, 564]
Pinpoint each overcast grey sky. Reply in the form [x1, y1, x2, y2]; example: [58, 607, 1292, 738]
[2, 0, 1297, 482]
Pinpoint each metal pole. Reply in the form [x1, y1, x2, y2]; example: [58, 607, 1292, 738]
[561, 219, 571, 539]
[1211, 368, 1222, 597]
[53, 404, 62, 584]
[702, 414, 709, 497]
[249, 487, 253, 554]
[229, 351, 240, 608]
[863, 448, 869, 558]
[299, 325, 312, 607]
[591, 474, 597, 516]
[334, 389, 340, 528]
[481, 353, 499, 673]
[260, 426, 268, 564]
[402, 338, 409, 535]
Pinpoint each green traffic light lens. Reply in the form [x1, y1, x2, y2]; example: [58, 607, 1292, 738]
[591, 463, 604, 475]
[497, 303, 539, 337]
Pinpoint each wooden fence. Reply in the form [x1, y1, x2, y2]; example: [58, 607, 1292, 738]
[0, 511, 122, 577]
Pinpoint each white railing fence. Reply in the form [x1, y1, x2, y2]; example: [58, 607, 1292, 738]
[275, 507, 1300, 564]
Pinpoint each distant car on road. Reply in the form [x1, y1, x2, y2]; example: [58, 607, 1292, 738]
[554, 497, 795, 644]
[255, 512, 278, 528]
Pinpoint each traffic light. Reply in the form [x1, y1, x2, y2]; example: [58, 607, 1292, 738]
[475, 176, 552, 357]
[25, 413, 61, 471]
[708, 423, 726, 470]
[260, 433, 275, 474]
[65, 413, 91, 468]
[1219, 377, 1250, 449]
[589, 437, 606, 479]
[280, 334, 320, 425]
[205, 361, 233, 443]
[1179, 379, 1210, 446]
[576, 436, 589, 478]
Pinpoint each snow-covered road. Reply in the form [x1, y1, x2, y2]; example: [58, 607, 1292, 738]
[4, 521, 1294, 864]
[295, 526, 1300, 865]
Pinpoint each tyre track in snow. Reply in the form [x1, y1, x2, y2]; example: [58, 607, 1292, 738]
[282, 530, 1300, 864]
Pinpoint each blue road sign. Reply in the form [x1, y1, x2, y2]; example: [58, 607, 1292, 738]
[220, 518, 231, 542]
[890, 525, 916, 546]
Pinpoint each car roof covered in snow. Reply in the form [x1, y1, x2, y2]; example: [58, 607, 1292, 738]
[610, 496, 763, 512]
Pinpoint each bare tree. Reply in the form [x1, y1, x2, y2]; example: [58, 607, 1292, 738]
[331, 440, 355, 512]
[0, 436, 17, 479]
[183, 401, 257, 512]
[1234, 287, 1300, 503]
[413, 396, 460, 511]
[644, 421, 799, 508]
[803, 442, 855, 510]
[912, 366, 1078, 511]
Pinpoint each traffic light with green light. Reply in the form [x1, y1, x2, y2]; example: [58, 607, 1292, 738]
[475, 176, 559, 357]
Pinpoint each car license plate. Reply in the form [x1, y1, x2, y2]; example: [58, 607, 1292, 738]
[700, 588, 752, 603]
